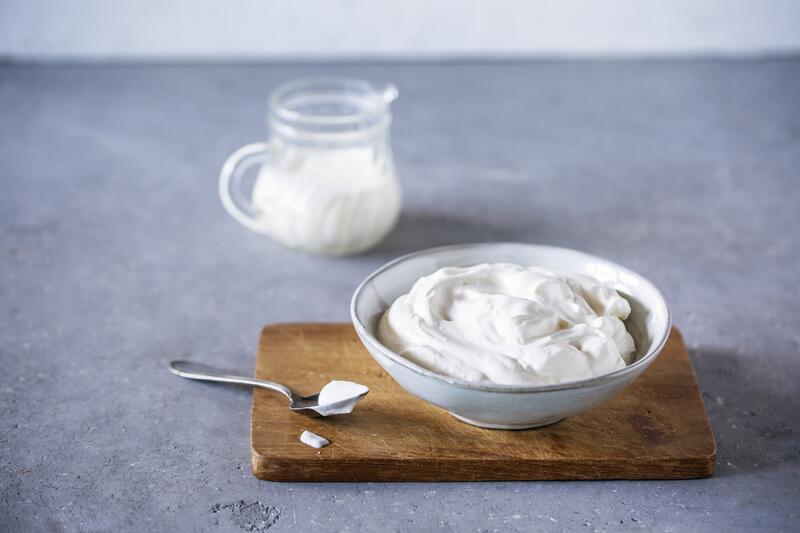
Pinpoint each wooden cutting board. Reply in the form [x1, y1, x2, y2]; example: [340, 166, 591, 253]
[250, 324, 715, 481]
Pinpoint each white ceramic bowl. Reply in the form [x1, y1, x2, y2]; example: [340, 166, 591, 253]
[351, 243, 671, 429]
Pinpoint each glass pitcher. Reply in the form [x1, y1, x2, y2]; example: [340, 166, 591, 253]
[219, 77, 402, 256]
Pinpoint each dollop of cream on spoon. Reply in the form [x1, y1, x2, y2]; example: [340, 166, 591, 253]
[314, 380, 369, 416]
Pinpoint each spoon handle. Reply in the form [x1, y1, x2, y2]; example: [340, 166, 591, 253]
[168, 360, 295, 401]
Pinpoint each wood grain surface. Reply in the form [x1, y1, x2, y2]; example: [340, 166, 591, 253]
[250, 324, 715, 482]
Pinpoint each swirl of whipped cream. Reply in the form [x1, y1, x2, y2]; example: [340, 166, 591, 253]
[377, 263, 636, 386]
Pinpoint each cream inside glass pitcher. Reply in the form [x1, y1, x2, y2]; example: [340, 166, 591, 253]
[219, 77, 402, 256]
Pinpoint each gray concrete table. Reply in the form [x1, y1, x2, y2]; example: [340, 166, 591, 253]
[2, 60, 799, 532]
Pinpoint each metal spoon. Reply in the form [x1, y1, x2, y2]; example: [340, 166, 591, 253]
[168, 360, 367, 417]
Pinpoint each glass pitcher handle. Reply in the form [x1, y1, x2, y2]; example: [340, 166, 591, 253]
[218, 142, 271, 234]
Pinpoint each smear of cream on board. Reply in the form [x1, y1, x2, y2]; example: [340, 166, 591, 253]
[300, 430, 330, 449]
[314, 380, 369, 416]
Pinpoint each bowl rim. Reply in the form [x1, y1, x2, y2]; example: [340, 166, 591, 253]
[350, 242, 672, 394]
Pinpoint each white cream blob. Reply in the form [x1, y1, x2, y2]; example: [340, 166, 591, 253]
[377, 263, 636, 386]
[314, 380, 369, 416]
[299, 430, 330, 449]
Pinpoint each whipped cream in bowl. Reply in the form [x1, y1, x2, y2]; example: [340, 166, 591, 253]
[351, 243, 671, 429]
[378, 263, 637, 387]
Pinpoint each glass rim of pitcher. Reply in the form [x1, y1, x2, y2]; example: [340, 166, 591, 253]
[268, 76, 398, 128]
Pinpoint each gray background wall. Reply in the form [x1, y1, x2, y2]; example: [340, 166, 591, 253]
[2, 0, 799, 61]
